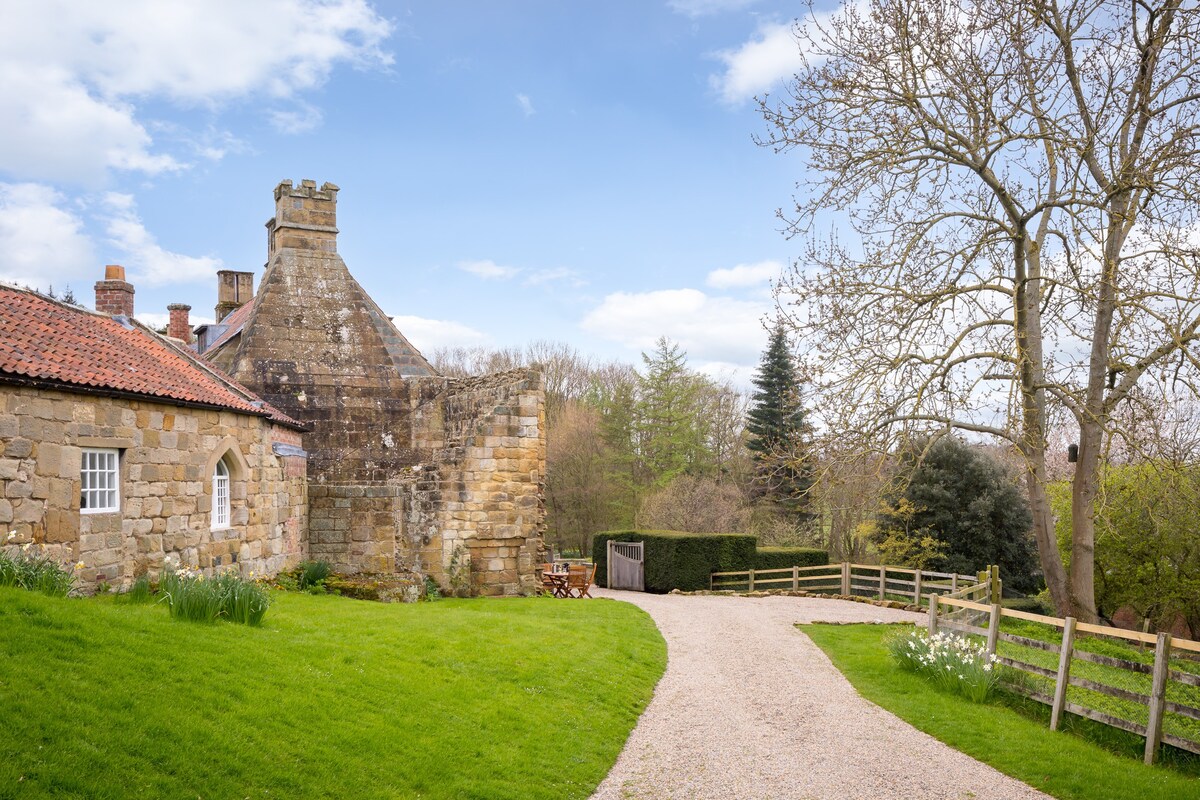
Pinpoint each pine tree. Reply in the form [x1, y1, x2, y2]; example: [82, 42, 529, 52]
[745, 326, 812, 516]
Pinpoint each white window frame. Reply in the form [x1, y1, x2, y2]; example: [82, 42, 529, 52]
[80, 448, 120, 514]
[212, 458, 230, 530]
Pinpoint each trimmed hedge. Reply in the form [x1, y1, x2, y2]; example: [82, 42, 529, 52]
[754, 547, 829, 571]
[593, 531, 757, 593]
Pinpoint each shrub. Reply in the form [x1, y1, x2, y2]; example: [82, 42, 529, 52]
[887, 628, 1001, 702]
[593, 530, 757, 592]
[754, 547, 828, 571]
[298, 560, 332, 591]
[0, 549, 78, 597]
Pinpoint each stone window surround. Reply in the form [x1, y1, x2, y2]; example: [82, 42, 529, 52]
[201, 437, 250, 529]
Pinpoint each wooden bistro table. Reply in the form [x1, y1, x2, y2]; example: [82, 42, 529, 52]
[543, 569, 570, 598]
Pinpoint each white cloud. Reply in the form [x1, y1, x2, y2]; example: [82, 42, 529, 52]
[0, 183, 96, 289]
[705, 259, 783, 289]
[101, 193, 223, 286]
[268, 101, 325, 134]
[458, 259, 521, 280]
[136, 311, 216, 331]
[581, 288, 770, 367]
[710, 21, 803, 105]
[516, 93, 536, 117]
[390, 315, 490, 352]
[0, 0, 393, 183]
[524, 267, 583, 287]
[668, 0, 760, 17]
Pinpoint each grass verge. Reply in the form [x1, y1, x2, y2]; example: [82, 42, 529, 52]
[801, 623, 1200, 800]
[0, 588, 665, 800]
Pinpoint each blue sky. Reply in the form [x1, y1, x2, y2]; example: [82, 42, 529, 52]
[0, 0, 828, 383]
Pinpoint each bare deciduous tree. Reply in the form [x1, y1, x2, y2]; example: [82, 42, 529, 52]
[762, 0, 1200, 620]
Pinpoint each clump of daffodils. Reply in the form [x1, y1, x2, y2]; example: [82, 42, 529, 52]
[887, 629, 1002, 702]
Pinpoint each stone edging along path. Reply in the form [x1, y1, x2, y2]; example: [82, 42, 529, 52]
[588, 589, 1051, 800]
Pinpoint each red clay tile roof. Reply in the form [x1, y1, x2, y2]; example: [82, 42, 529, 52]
[0, 284, 304, 429]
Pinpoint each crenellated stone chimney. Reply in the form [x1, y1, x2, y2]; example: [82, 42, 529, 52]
[94, 264, 134, 318]
[214, 270, 254, 322]
[265, 179, 339, 258]
[167, 303, 192, 344]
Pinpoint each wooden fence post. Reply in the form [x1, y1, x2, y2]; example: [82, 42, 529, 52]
[608, 540, 613, 590]
[1051, 617, 1077, 731]
[1144, 632, 1172, 765]
[986, 604, 1001, 657]
[878, 565, 886, 600]
[913, 570, 923, 605]
[841, 562, 850, 595]
[927, 595, 939, 636]
[951, 573, 958, 593]
[991, 564, 1002, 602]
[748, 568, 756, 592]
[792, 565, 799, 591]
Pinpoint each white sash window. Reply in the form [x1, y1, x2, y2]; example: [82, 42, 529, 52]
[212, 459, 230, 529]
[80, 448, 120, 513]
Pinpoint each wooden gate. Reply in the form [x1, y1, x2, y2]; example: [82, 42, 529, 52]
[607, 541, 644, 591]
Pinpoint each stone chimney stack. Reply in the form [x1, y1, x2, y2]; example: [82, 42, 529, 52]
[215, 270, 254, 322]
[94, 264, 134, 318]
[167, 303, 192, 343]
[266, 179, 339, 259]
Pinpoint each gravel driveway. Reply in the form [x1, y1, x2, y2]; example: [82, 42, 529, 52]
[589, 589, 1050, 800]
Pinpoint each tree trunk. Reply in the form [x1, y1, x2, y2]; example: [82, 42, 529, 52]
[1026, 462, 1070, 613]
[1067, 415, 1102, 622]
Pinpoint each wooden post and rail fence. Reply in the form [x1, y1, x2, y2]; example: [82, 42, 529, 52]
[929, 590, 1200, 765]
[710, 561, 997, 607]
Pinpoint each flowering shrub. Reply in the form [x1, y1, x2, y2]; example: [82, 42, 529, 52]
[887, 628, 1001, 702]
[1, 533, 80, 597]
[160, 561, 270, 625]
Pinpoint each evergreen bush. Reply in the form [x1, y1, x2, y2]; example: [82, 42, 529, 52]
[753, 547, 828, 571]
[593, 530, 756, 592]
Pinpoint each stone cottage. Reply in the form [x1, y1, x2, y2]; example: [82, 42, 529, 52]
[200, 180, 547, 596]
[0, 181, 547, 597]
[0, 276, 308, 587]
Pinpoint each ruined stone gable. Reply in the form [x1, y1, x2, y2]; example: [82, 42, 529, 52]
[206, 180, 545, 595]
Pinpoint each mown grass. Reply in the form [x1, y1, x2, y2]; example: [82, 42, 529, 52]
[0, 588, 665, 800]
[801, 623, 1200, 800]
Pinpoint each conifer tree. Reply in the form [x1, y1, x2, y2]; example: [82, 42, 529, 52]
[636, 337, 708, 487]
[746, 326, 812, 517]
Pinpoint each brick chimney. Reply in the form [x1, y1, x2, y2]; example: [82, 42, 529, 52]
[266, 179, 339, 259]
[215, 270, 254, 322]
[167, 303, 192, 344]
[95, 264, 134, 318]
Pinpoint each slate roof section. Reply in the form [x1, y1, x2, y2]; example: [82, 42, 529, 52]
[202, 299, 254, 354]
[0, 283, 305, 430]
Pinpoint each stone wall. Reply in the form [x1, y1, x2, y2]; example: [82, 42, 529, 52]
[410, 368, 546, 596]
[0, 384, 307, 590]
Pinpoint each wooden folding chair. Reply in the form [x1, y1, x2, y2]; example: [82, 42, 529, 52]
[540, 563, 558, 595]
[566, 564, 596, 598]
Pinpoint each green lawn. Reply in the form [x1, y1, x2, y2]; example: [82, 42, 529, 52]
[801, 623, 1200, 800]
[0, 588, 665, 800]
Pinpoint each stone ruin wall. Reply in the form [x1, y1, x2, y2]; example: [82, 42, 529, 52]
[409, 368, 547, 596]
[0, 384, 307, 591]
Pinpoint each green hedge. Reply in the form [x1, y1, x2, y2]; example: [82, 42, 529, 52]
[754, 547, 829, 570]
[593, 531, 757, 593]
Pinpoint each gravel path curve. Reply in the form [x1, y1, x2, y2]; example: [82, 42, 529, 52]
[589, 589, 1050, 800]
